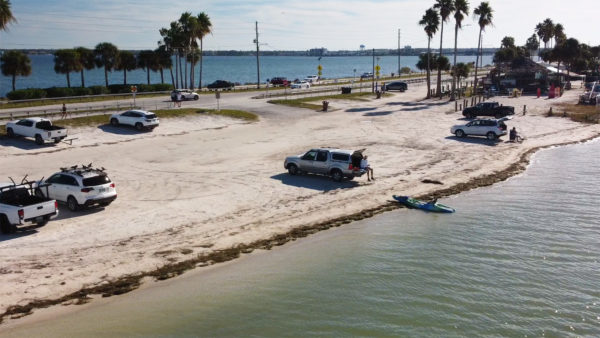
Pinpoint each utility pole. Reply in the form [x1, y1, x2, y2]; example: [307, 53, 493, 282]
[397, 29, 401, 77]
[254, 21, 261, 89]
[372, 48, 375, 93]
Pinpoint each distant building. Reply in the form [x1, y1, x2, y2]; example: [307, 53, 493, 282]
[308, 48, 328, 57]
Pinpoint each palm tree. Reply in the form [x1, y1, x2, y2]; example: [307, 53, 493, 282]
[453, 62, 471, 96]
[178, 12, 195, 89]
[433, 0, 455, 98]
[53, 49, 80, 88]
[0, 0, 16, 31]
[187, 47, 201, 88]
[160, 21, 185, 88]
[137, 50, 157, 85]
[525, 34, 539, 58]
[451, 0, 469, 101]
[94, 42, 119, 87]
[1, 50, 31, 91]
[116, 50, 137, 85]
[535, 18, 554, 50]
[472, 1, 493, 93]
[155, 45, 173, 86]
[419, 8, 440, 99]
[500, 36, 515, 49]
[75, 47, 95, 87]
[553, 23, 566, 46]
[195, 12, 212, 89]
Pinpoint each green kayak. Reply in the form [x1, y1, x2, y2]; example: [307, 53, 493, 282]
[393, 195, 455, 213]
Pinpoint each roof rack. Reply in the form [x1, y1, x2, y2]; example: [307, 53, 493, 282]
[59, 163, 107, 177]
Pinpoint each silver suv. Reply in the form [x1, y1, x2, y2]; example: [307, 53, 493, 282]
[284, 148, 366, 182]
[451, 117, 509, 140]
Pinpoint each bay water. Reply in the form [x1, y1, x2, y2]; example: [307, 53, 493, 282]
[4, 140, 599, 337]
[0, 54, 494, 97]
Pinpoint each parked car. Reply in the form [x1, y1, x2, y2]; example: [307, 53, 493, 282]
[462, 102, 515, 119]
[360, 72, 373, 79]
[382, 81, 408, 92]
[291, 81, 311, 89]
[207, 80, 235, 90]
[110, 110, 159, 131]
[270, 77, 289, 86]
[5, 117, 67, 145]
[0, 179, 58, 234]
[171, 89, 199, 101]
[284, 148, 366, 182]
[450, 118, 509, 140]
[36, 165, 117, 211]
[304, 75, 319, 83]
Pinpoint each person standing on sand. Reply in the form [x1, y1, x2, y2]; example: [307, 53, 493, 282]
[61, 103, 67, 119]
[361, 155, 374, 181]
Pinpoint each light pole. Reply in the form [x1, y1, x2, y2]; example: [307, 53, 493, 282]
[353, 69, 356, 88]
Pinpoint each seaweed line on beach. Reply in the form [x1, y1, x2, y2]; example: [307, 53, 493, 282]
[1, 133, 599, 324]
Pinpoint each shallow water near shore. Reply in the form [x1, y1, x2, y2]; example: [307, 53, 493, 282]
[4, 139, 600, 337]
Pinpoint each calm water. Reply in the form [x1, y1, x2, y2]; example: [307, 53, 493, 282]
[4, 140, 599, 337]
[0, 54, 494, 97]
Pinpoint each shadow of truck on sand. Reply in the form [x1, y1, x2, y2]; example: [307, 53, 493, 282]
[271, 173, 360, 192]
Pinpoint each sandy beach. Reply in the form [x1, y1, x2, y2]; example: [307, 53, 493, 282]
[1, 83, 599, 325]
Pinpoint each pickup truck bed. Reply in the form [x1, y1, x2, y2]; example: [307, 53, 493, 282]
[0, 184, 58, 234]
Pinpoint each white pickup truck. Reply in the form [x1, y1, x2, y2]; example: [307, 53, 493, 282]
[6, 117, 68, 145]
[0, 180, 58, 234]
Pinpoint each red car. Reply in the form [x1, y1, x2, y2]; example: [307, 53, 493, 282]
[270, 77, 289, 86]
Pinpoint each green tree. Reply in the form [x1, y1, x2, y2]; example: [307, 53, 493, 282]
[451, 0, 469, 100]
[535, 18, 554, 50]
[53, 49, 80, 88]
[472, 1, 493, 91]
[94, 42, 119, 87]
[419, 8, 440, 99]
[155, 45, 174, 85]
[75, 47, 95, 87]
[433, 0, 455, 98]
[452, 62, 471, 91]
[187, 47, 201, 87]
[195, 12, 212, 89]
[500, 36, 515, 49]
[1, 50, 31, 91]
[178, 12, 196, 88]
[160, 21, 185, 88]
[554, 23, 566, 46]
[116, 50, 137, 85]
[137, 50, 157, 85]
[0, 0, 16, 31]
[525, 34, 539, 57]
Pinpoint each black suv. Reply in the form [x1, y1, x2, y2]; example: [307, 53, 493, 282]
[462, 102, 515, 119]
[207, 80, 234, 90]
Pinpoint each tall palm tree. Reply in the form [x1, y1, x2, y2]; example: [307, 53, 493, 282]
[451, 0, 469, 101]
[178, 12, 195, 89]
[0, 0, 16, 31]
[535, 18, 554, 50]
[453, 62, 471, 94]
[94, 42, 119, 87]
[53, 49, 80, 88]
[137, 50, 157, 85]
[187, 47, 201, 88]
[195, 12, 212, 89]
[472, 1, 493, 92]
[75, 47, 95, 87]
[160, 21, 185, 88]
[525, 34, 539, 58]
[155, 45, 173, 86]
[433, 0, 455, 98]
[553, 23, 566, 46]
[419, 8, 440, 99]
[116, 50, 137, 85]
[1, 50, 31, 91]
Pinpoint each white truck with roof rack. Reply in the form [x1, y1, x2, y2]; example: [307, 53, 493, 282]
[0, 177, 58, 234]
[35, 164, 117, 211]
[5, 117, 68, 145]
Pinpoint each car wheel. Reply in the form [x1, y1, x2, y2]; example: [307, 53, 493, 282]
[194, 95, 199, 100]
[67, 196, 80, 211]
[347, 175, 355, 181]
[495, 113, 503, 119]
[287, 164, 299, 175]
[486, 132, 497, 140]
[35, 134, 44, 145]
[36, 216, 49, 227]
[6, 128, 14, 138]
[455, 129, 465, 138]
[110, 118, 119, 126]
[54, 138, 61, 144]
[331, 169, 343, 182]
[135, 122, 144, 131]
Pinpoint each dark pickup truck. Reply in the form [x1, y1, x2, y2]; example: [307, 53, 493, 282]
[462, 102, 515, 119]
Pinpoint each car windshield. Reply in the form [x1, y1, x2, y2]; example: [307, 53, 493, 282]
[82, 175, 111, 187]
[145, 113, 157, 119]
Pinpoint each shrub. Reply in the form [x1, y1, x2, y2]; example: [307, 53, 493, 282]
[107, 84, 131, 94]
[71, 87, 92, 96]
[6, 88, 47, 100]
[89, 86, 109, 95]
[152, 83, 174, 91]
[45, 87, 74, 98]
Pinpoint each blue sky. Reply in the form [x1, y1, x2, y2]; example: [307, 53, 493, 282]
[1, 0, 598, 51]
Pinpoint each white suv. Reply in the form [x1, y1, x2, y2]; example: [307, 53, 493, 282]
[110, 110, 159, 131]
[36, 165, 117, 211]
[451, 118, 508, 140]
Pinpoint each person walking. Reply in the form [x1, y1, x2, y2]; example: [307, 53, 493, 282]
[61, 103, 67, 119]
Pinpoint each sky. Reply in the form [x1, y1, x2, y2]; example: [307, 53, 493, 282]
[0, 0, 598, 51]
